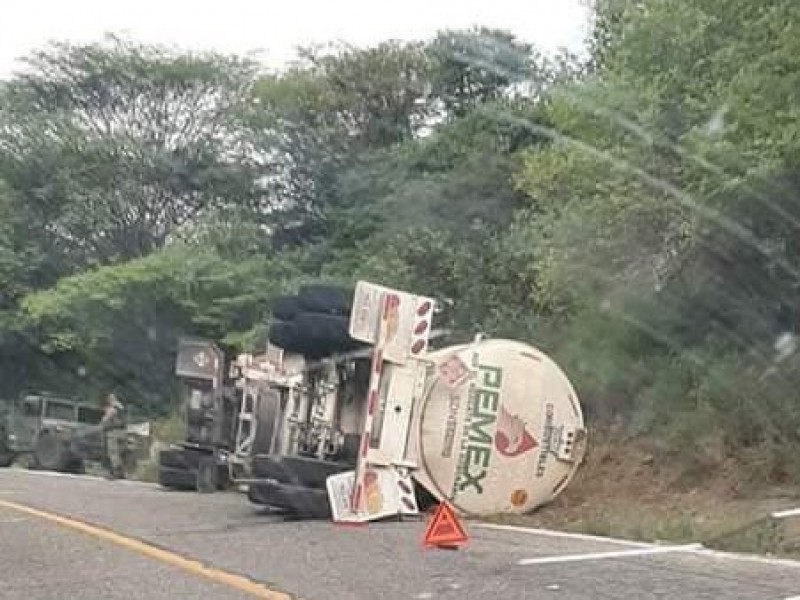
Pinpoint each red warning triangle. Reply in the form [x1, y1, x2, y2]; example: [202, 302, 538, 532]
[422, 502, 468, 549]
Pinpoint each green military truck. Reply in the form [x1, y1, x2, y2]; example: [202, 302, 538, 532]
[0, 391, 149, 475]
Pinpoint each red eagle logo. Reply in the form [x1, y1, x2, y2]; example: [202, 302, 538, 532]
[494, 405, 538, 457]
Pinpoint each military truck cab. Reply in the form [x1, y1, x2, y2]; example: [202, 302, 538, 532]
[0, 392, 98, 471]
[1, 392, 149, 475]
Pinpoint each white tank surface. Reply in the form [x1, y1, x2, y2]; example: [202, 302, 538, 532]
[411, 338, 587, 516]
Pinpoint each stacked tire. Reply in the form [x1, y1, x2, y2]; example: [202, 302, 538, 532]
[158, 447, 200, 490]
[158, 446, 229, 493]
[268, 284, 363, 360]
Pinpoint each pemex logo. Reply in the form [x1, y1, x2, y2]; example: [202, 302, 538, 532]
[494, 405, 538, 457]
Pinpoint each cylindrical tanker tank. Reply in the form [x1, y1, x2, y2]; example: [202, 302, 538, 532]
[409, 338, 586, 516]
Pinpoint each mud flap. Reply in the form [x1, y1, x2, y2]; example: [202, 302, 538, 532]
[327, 466, 419, 523]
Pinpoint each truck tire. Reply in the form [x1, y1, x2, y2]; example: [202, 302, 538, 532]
[158, 447, 200, 470]
[0, 452, 14, 468]
[158, 466, 197, 490]
[64, 458, 85, 474]
[270, 322, 309, 356]
[34, 432, 71, 472]
[251, 455, 352, 489]
[296, 285, 353, 315]
[158, 448, 186, 469]
[247, 480, 332, 519]
[271, 295, 301, 321]
[294, 313, 352, 347]
[269, 314, 361, 358]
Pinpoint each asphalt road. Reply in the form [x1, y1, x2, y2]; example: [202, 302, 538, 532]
[1, 469, 799, 600]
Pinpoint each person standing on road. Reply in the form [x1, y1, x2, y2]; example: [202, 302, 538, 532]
[100, 392, 127, 479]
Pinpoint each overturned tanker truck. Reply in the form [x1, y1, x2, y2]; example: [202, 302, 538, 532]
[160, 280, 587, 522]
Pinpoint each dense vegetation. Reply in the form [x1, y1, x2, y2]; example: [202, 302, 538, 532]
[2, 0, 799, 482]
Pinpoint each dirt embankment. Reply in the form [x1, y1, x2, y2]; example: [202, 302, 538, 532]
[485, 425, 800, 558]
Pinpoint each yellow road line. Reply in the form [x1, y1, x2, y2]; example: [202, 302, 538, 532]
[0, 499, 292, 600]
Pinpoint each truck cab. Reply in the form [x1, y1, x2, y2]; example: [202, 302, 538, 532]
[157, 339, 240, 492]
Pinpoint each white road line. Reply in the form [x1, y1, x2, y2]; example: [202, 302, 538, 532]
[693, 547, 800, 569]
[783, 596, 800, 600]
[4, 469, 104, 481]
[772, 508, 800, 519]
[518, 544, 703, 566]
[475, 522, 654, 548]
[478, 522, 800, 569]
[2, 469, 153, 487]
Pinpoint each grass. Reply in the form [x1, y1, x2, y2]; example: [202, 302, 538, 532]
[132, 411, 185, 483]
[477, 424, 800, 560]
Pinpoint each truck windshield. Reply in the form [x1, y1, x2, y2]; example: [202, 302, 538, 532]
[43, 401, 76, 421]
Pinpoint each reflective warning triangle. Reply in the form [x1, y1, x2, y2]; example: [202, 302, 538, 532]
[422, 502, 468, 549]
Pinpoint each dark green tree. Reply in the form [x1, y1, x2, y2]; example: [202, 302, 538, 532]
[0, 35, 273, 274]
